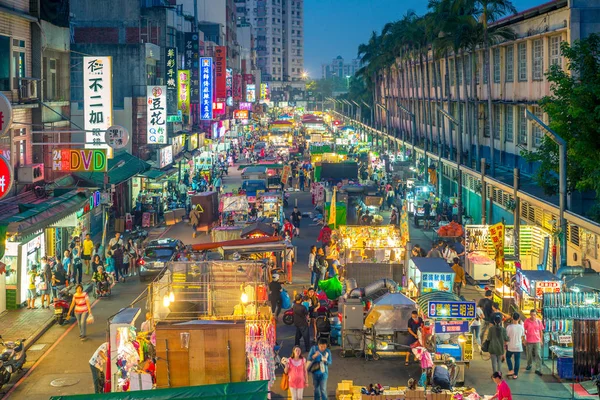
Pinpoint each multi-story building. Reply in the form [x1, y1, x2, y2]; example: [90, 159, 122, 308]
[235, 0, 303, 83]
[322, 56, 360, 79]
[197, 0, 238, 68]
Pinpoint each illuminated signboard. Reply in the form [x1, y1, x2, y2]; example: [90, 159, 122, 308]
[434, 320, 470, 334]
[215, 46, 227, 100]
[83, 57, 112, 152]
[239, 102, 252, 111]
[188, 133, 199, 150]
[52, 149, 108, 172]
[233, 74, 242, 101]
[158, 145, 173, 169]
[260, 83, 269, 101]
[233, 110, 249, 119]
[428, 301, 476, 319]
[184, 33, 200, 105]
[422, 272, 454, 293]
[226, 67, 233, 101]
[165, 47, 177, 91]
[147, 86, 167, 144]
[535, 281, 561, 298]
[200, 58, 213, 120]
[213, 102, 225, 115]
[246, 84, 256, 102]
[177, 70, 190, 117]
[0, 155, 13, 201]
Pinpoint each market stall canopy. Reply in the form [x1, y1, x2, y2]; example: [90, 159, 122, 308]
[48, 380, 269, 400]
[416, 291, 462, 316]
[238, 163, 283, 170]
[139, 168, 171, 180]
[364, 292, 417, 331]
[73, 151, 151, 187]
[190, 236, 282, 251]
[0, 190, 91, 238]
[411, 257, 454, 274]
[270, 120, 293, 125]
[241, 222, 276, 238]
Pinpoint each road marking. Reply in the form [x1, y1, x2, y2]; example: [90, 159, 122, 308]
[1, 297, 101, 400]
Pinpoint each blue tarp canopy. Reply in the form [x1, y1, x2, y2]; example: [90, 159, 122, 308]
[519, 269, 559, 281]
[411, 257, 454, 273]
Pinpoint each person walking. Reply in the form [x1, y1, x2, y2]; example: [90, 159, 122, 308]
[478, 290, 494, 342]
[82, 234, 94, 275]
[285, 346, 308, 400]
[72, 248, 84, 284]
[26, 265, 38, 309]
[488, 314, 509, 373]
[127, 238, 138, 276]
[308, 245, 317, 285]
[490, 371, 513, 400]
[506, 312, 525, 380]
[451, 258, 466, 297]
[190, 205, 203, 238]
[426, 242, 442, 258]
[291, 206, 302, 237]
[292, 294, 310, 352]
[66, 284, 93, 340]
[89, 342, 108, 393]
[422, 199, 432, 230]
[112, 243, 125, 282]
[308, 338, 332, 400]
[51, 261, 68, 302]
[298, 169, 306, 192]
[469, 306, 484, 352]
[268, 274, 283, 319]
[39, 257, 53, 309]
[523, 309, 544, 376]
[285, 242, 295, 284]
[62, 250, 72, 282]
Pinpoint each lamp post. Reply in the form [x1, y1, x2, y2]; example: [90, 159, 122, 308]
[438, 107, 463, 224]
[397, 102, 416, 157]
[361, 101, 373, 127]
[525, 109, 567, 271]
[350, 100, 361, 123]
[102, 159, 126, 253]
[345, 75, 351, 89]
[342, 99, 355, 119]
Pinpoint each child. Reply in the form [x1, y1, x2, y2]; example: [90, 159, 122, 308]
[27, 266, 38, 309]
[105, 251, 116, 278]
[301, 295, 311, 311]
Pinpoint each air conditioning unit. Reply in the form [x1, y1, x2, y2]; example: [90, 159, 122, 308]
[18, 164, 44, 183]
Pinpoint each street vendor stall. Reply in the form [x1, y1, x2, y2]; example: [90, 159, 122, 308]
[417, 292, 475, 384]
[515, 268, 562, 315]
[220, 194, 250, 227]
[406, 182, 435, 216]
[406, 258, 455, 297]
[257, 192, 283, 224]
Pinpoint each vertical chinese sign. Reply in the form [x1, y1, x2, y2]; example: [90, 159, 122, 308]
[200, 58, 213, 121]
[233, 74, 242, 101]
[178, 70, 190, 117]
[246, 84, 256, 102]
[488, 222, 505, 270]
[83, 57, 112, 154]
[185, 33, 200, 107]
[165, 47, 177, 113]
[147, 86, 167, 144]
[215, 46, 227, 101]
[260, 83, 270, 101]
[226, 68, 233, 104]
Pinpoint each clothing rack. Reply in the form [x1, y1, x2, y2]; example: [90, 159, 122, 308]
[245, 318, 276, 387]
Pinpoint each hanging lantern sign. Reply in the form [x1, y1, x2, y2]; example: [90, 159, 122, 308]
[105, 125, 130, 149]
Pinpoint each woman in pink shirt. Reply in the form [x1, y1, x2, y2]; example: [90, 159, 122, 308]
[491, 371, 513, 400]
[284, 346, 308, 400]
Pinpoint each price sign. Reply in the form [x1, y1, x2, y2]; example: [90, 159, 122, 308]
[558, 335, 572, 344]
[535, 281, 561, 298]
[428, 301, 476, 319]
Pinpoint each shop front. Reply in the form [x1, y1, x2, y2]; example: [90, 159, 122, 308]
[0, 190, 93, 310]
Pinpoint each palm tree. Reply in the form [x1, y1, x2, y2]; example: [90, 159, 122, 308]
[473, 0, 517, 175]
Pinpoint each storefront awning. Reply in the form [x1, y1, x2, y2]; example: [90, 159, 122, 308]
[139, 169, 169, 179]
[73, 151, 151, 187]
[49, 380, 270, 400]
[0, 190, 91, 238]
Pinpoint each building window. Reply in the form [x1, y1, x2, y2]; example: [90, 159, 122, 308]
[550, 35, 561, 67]
[518, 42, 527, 81]
[532, 39, 543, 80]
[505, 45, 514, 82]
[17, 139, 25, 166]
[493, 48, 500, 83]
[457, 57, 463, 85]
[483, 105, 490, 137]
[493, 104, 501, 139]
[0, 35, 10, 91]
[449, 59, 455, 86]
[505, 105, 514, 142]
[483, 54, 489, 84]
[533, 106, 544, 147]
[12, 39, 26, 89]
[518, 106, 527, 144]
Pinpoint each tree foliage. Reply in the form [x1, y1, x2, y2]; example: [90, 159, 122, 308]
[525, 34, 600, 199]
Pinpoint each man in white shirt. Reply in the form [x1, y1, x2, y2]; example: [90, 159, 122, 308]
[89, 342, 108, 393]
[506, 312, 525, 380]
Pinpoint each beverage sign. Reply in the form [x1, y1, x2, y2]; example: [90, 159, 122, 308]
[215, 46, 227, 100]
[200, 58, 213, 120]
[0, 93, 13, 137]
[246, 84, 256, 102]
[434, 320, 470, 334]
[165, 47, 177, 91]
[52, 149, 107, 172]
[147, 86, 167, 144]
[428, 301, 476, 319]
[239, 102, 252, 111]
[233, 110, 249, 120]
[83, 57, 112, 151]
[177, 70, 190, 117]
[0, 155, 13, 200]
[184, 33, 200, 104]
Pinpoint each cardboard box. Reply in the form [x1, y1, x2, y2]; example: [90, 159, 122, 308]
[173, 207, 186, 219]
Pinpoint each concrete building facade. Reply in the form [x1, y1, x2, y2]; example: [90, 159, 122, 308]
[322, 56, 360, 79]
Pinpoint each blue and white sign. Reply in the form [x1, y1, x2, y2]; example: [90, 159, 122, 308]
[434, 320, 470, 334]
[200, 57, 213, 120]
[428, 301, 476, 319]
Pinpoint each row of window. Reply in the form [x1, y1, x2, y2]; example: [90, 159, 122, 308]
[0, 36, 27, 92]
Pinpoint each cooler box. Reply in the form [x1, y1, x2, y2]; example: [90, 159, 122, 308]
[436, 344, 462, 361]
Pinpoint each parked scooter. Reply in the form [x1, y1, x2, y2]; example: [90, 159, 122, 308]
[129, 226, 148, 242]
[0, 335, 26, 390]
[283, 294, 332, 326]
[52, 286, 73, 325]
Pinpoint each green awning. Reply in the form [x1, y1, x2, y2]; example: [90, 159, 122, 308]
[0, 190, 90, 237]
[237, 163, 283, 170]
[139, 169, 169, 179]
[73, 151, 150, 187]
[48, 380, 270, 400]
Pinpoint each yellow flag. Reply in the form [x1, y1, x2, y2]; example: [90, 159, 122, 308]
[328, 188, 337, 228]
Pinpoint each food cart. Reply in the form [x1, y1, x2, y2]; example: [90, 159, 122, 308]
[257, 192, 283, 225]
[515, 269, 562, 315]
[417, 292, 474, 385]
[220, 194, 250, 227]
[406, 258, 455, 298]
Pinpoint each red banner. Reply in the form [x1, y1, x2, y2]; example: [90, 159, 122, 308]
[215, 46, 227, 101]
[243, 74, 254, 84]
[233, 74, 242, 101]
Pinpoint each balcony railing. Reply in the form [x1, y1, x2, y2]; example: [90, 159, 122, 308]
[17, 77, 39, 104]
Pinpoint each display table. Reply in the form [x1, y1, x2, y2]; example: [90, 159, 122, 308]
[211, 226, 243, 242]
[465, 251, 495, 281]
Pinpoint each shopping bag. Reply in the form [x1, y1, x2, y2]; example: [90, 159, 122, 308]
[87, 314, 95, 324]
[280, 289, 291, 310]
[318, 276, 343, 300]
[280, 373, 289, 391]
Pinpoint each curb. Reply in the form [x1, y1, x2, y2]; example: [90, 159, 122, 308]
[23, 282, 94, 351]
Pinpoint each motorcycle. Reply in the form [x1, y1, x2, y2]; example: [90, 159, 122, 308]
[52, 286, 73, 325]
[0, 335, 26, 390]
[129, 226, 148, 242]
[283, 296, 332, 326]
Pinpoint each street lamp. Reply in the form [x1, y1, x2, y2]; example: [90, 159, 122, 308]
[361, 101, 373, 127]
[345, 75, 351, 89]
[342, 99, 355, 119]
[101, 159, 126, 253]
[525, 109, 567, 271]
[397, 102, 416, 155]
[350, 100, 361, 122]
[438, 106, 463, 224]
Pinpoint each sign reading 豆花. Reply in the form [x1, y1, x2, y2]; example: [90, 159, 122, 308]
[0, 156, 13, 200]
[0, 93, 13, 137]
[147, 86, 167, 144]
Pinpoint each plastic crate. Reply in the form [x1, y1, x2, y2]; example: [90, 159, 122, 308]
[557, 357, 574, 380]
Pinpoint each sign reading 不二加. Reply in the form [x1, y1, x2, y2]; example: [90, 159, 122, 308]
[52, 149, 107, 172]
[200, 58, 213, 120]
[83, 57, 112, 152]
[428, 301, 476, 319]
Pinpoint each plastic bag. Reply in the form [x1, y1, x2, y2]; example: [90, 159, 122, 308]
[281, 289, 291, 309]
[318, 276, 343, 300]
[87, 314, 95, 324]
